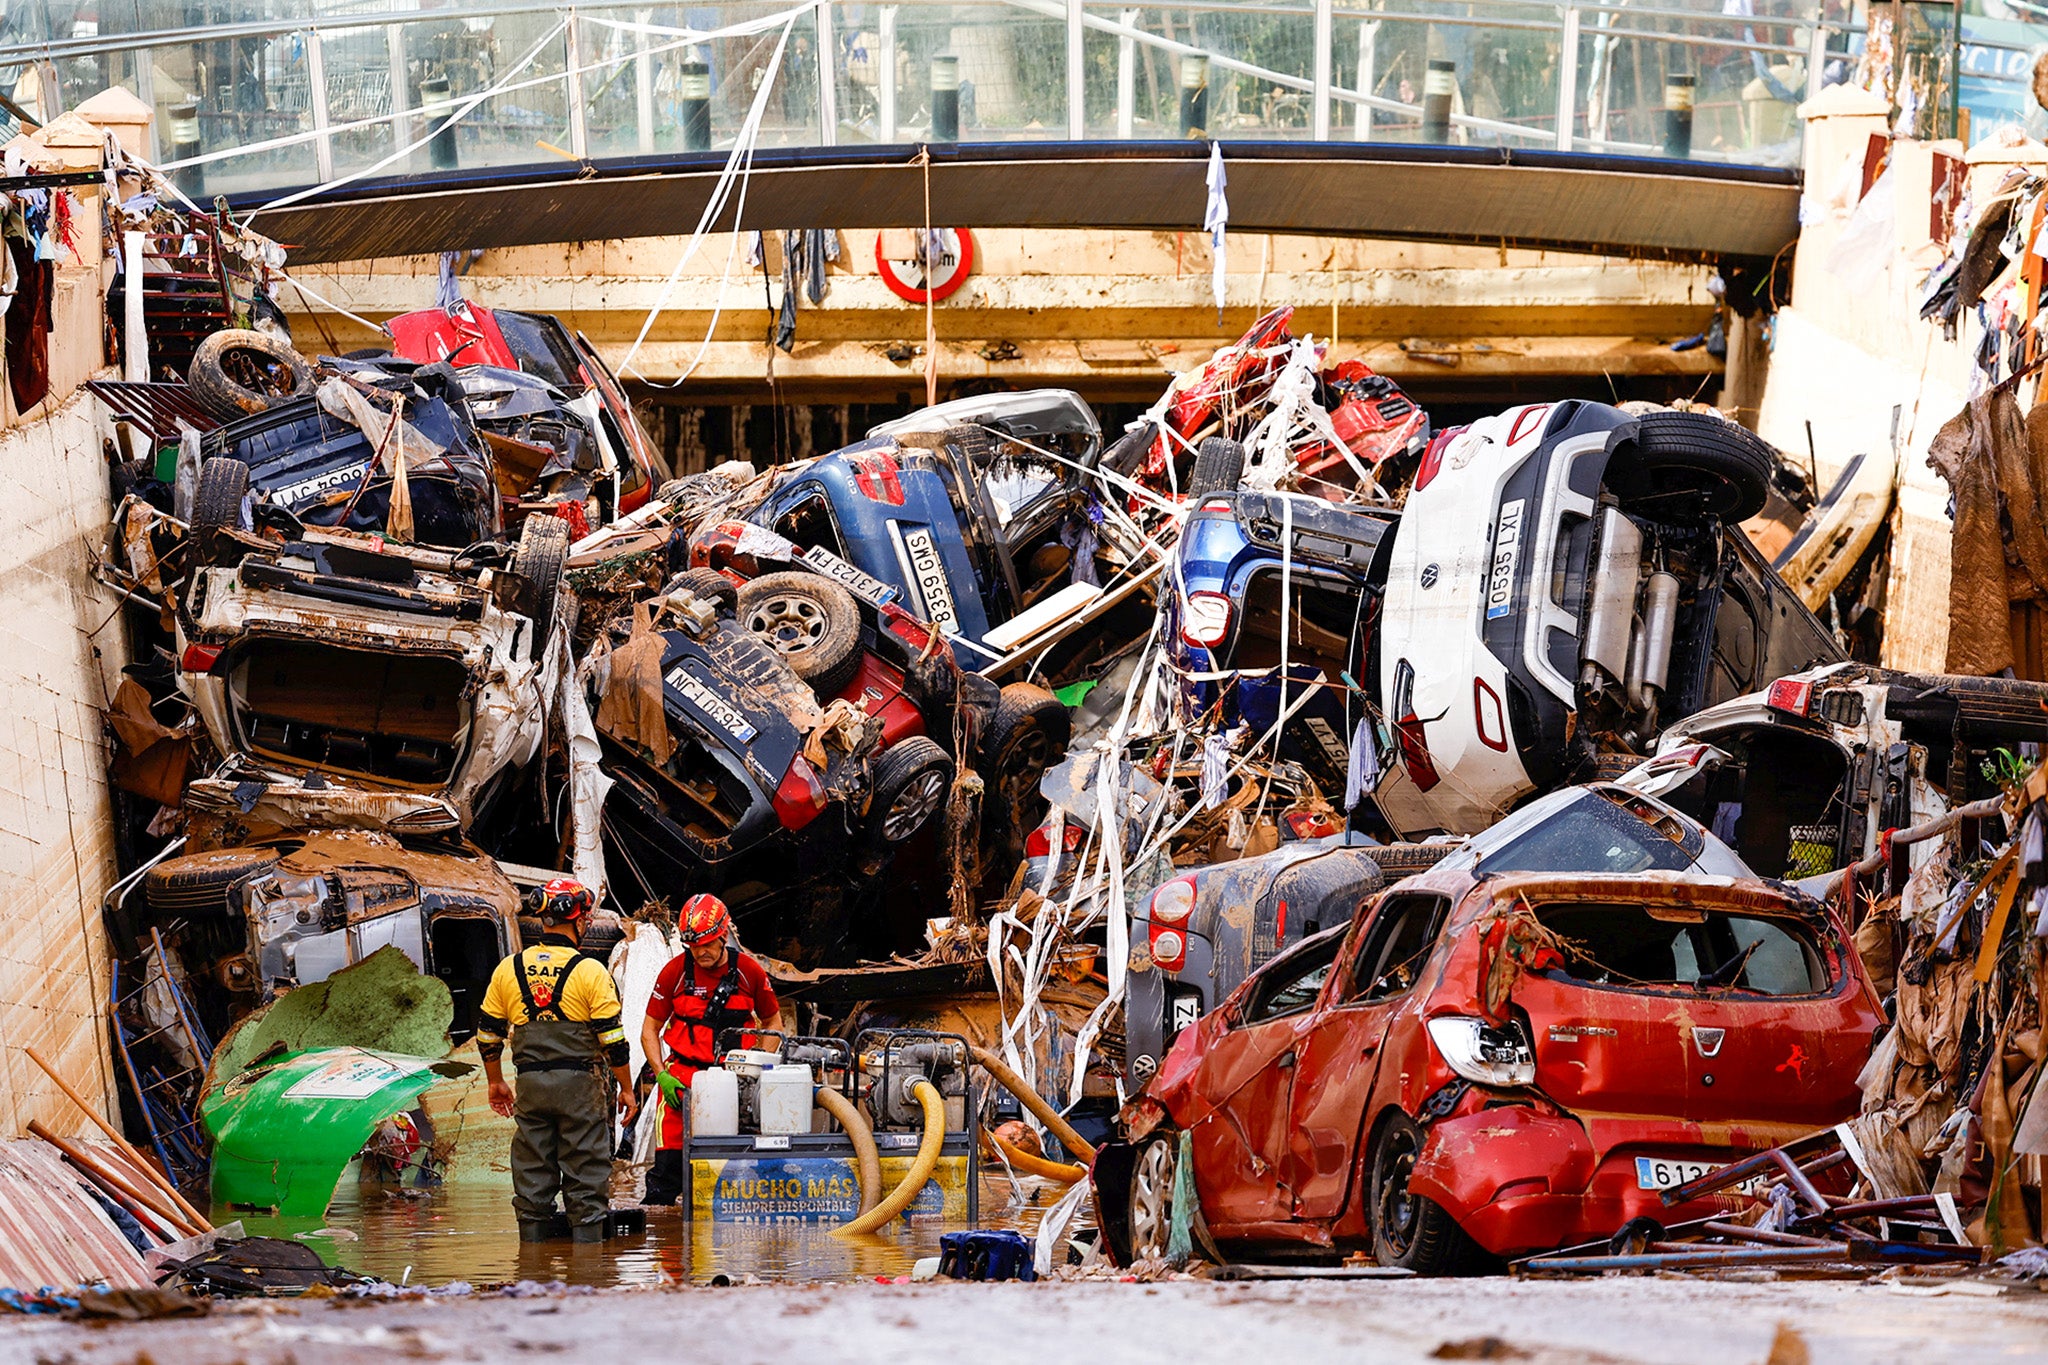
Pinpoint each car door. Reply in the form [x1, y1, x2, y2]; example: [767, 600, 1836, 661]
[1186, 929, 1344, 1231]
[1283, 891, 1454, 1224]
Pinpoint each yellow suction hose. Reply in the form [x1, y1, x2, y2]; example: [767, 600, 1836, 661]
[815, 1084, 883, 1216]
[833, 1079, 945, 1237]
[969, 1044, 1097, 1163]
[990, 1131, 1086, 1183]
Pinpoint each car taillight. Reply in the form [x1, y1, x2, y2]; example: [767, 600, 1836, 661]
[1200, 497, 1234, 513]
[181, 643, 223, 673]
[1765, 677, 1813, 717]
[1180, 591, 1233, 648]
[1150, 929, 1187, 972]
[1149, 877, 1195, 926]
[1027, 822, 1082, 859]
[1414, 427, 1462, 491]
[1396, 711, 1442, 792]
[772, 754, 829, 830]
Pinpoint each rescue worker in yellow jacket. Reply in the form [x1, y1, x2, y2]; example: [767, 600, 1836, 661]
[477, 878, 638, 1243]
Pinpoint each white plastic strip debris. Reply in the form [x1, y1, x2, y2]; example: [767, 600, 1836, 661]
[616, 6, 816, 383]
[557, 634, 616, 905]
[1033, 1169, 1094, 1276]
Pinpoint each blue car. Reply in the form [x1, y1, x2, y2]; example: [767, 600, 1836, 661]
[741, 391, 1115, 673]
[1163, 476, 1399, 800]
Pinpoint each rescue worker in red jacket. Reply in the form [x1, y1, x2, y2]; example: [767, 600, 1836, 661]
[640, 894, 780, 1206]
[477, 879, 637, 1242]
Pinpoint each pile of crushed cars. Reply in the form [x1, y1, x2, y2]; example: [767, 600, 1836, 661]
[92, 258, 2047, 1277]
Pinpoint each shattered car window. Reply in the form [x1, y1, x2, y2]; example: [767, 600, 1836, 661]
[493, 311, 582, 391]
[1241, 931, 1344, 1023]
[1477, 795, 1695, 876]
[1532, 903, 1829, 996]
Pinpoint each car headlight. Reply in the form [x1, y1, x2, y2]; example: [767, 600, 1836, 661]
[1426, 1016, 1535, 1087]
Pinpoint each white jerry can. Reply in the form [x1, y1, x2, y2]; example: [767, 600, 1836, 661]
[757, 1063, 815, 1136]
[691, 1066, 741, 1136]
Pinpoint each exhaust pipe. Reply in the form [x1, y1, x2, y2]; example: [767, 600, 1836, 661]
[1627, 570, 1681, 712]
[1579, 505, 1642, 701]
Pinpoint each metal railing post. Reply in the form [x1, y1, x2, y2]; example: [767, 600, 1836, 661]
[1312, 0, 1332, 141]
[817, 1, 839, 144]
[1806, 20, 1826, 103]
[133, 45, 157, 160]
[306, 28, 335, 182]
[565, 9, 589, 157]
[1117, 6, 1137, 138]
[879, 5, 898, 142]
[1554, 4, 1579, 152]
[386, 22, 410, 168]
[1068, 0, 1086, 138]
[635, 7, 655, 153]
[1356, 19, 1375, 140]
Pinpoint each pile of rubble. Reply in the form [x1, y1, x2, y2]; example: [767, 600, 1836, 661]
[80, 166, 2048, 1284]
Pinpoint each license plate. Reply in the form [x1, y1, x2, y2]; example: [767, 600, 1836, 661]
[1169, 995, 1202, 1031]
[665, 665, 758, 743]
[799, 544, 897, 609]
[1634, 1156, 1766, 1197]
[1484, 498, 1524, 621]
[900, 527, 960, 634]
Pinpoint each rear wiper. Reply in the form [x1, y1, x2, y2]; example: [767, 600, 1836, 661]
[1693, 941, 1761, 991]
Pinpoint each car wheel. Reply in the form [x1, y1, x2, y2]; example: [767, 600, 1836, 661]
[737, 571, 864, 699]
[143, 847, 280, 920]
[982, 682, 1071, 859]
[666, 567, 738, 615]
[191, 457, 251, 566]
[513, 514, 571, 649]
[577, 912, 627, 959]
[1186, 437, 1245, 497]
[1369, 1110, 1477, 1275]
[1127, 1132, 1177, 1261]
[1608, 410, 1774, 524]
[868, 737, 954, 844]
[187, 328, 316, 420]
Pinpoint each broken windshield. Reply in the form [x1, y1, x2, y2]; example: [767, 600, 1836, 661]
[1470, 791, 1695, 876]
[1531, 902, 1830, 997]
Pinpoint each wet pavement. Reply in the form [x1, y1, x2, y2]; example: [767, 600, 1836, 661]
[221, 1172, 1071, 1287]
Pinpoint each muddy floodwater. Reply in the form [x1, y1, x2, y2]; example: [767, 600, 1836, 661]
[218, 1174, 1070, 1287]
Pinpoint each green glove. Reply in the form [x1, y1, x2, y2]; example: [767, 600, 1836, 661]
[657, 1069, 687, 1111]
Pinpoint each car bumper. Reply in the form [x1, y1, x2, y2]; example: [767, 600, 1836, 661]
[1407, 1105, 1760, 1258]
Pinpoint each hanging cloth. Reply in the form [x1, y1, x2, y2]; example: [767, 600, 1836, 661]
[1204, 142, 1228, 323]
[5, 233, 52, 413]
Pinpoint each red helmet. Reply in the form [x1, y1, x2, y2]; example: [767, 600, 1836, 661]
[538, 877, 595, 925]
[680, 894, 731, 947]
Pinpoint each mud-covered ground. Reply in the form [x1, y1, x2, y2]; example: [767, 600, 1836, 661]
[8, 1276, 2048, 1365]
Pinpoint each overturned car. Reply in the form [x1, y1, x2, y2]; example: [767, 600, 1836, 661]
[175, 511, 568, 831]
[595, 557, 1069, 965]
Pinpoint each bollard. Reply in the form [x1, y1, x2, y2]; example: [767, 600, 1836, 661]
[1178, 52, 1209, 138]
[931, 54, 959, 143]
[1663, 71, 1695, 159]
[420, 76, 459, 170]
[168, 99, 203, 196]
[680, 58, 712, 150]
[1421, 58, 1456, 142]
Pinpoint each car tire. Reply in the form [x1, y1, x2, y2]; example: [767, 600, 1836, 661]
[1127, 1132, 1178, 1261]
[1365, 842, 1457, 878]
[737, 571, 865, 699]
[868, 737, 954, 844]
[187, 328, 317, 420]
[578, 912, 627, 959]
[667, 567, 738, 615]
[191, 457, 252, 566]
[1186, 437, 1245, 497]
[1609, 410, 1774, 524]
[947, 423, 994, 470]
[513, 514, 571, 649]
[983, 683, 1071, 853]
[1369, 1110, 1479, 1275]
[143, 847, 281, 919]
